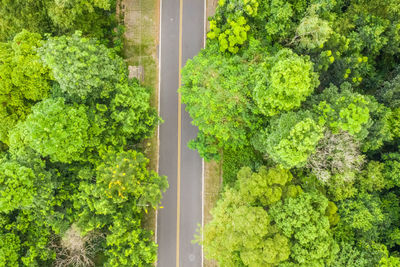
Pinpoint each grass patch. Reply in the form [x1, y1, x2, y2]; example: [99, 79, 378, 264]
[203, 160, 222, 267]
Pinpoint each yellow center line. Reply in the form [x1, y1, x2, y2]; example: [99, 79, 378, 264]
[176, 0, 183, 266]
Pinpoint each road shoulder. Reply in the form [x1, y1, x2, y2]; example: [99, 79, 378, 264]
[117, 0, 160, 241]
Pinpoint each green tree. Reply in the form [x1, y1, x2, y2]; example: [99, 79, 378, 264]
[202, 166, 338, 266]
[46, 0, 115, 38]
[39, 31, 126, 100]
[0, 0, 52, 41]
[10, 98, 90, 163]
[110, 79, 159, 142]
[254, 111, 324, 168]
[331, 241, 387, 267]
[382, 153, 400, 188]
[0, 0, 117, 42]
[252, 49, 319, 116]
[74, 150, 167, 265]
[105, 214, 158, 266]
[0, 231, 20, 267]
[180, 43, 263, 158]
[312, 84, 372, 140]
[294, 14, 332, 50]
[95, 150, 168, 208]
[207, 0, 262, 53]
[380, 73, 400, 109]
[0, 161, 35, 213]
[202, 167, 292, 266]
[337, 193, 385, 241]
[0, 30, 51, 144]
[270, 191, 339, 265]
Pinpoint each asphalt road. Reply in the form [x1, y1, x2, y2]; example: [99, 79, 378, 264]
[157, 0, 205, 266]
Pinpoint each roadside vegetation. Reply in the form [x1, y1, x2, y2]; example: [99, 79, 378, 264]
[182, 0, 400, 266]
[0, 1, 166, 266]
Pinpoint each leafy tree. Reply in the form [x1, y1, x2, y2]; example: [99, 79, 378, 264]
[252, 49, 319, 116]
[38, 32, 159, 151]
[46, 0, 115, 37]
[337, 193, 385, 241]
[0, 30, 51, 144]
[202, 166, 293, 266]
[330, 241, 387, 267]
[294, 13, 332, 50]
[10, 98, 90, 163]
[105, 214, 158, 266]
[73, 150, 167, 265]
[0, 0, 117, 41]
[380, 73, 400, 109]
[208, 16, 251, 53]
[0, 231, 20, 267]
[95, 150, 168, 208]
[312, 84, 372, 140]
[357, 161, 386, 193]
[0, 0, 52, 41]
[0, 161, 35, 213]
[180, 43, 262, 158]
[270, 191, 339, 265]
[222, 145, 263, 187]
[202, 166, 338, 266]
[110, 79, 159, 142]
[254, 111, 324, 168]
[207, 0, 261, 53]
[0, 154, 57, 266]
[38, 31, 126, 100]
[382, 153, 400, 188]
[360, 99, 392, 152]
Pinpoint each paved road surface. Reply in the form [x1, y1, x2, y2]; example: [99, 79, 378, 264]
[157, 0, 205, 266]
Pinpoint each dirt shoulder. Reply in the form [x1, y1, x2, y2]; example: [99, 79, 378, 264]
[117, 0, 160, 238]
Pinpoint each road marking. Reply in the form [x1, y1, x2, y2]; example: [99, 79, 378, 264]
[176, 0, 183, 265]
[155, 0, 162, 264]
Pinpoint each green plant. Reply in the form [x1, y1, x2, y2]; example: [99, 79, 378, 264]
[10, 98, 90, 163]
[0, 30, 51, 144]
[252, 49, 319, 116]
[39, 31, 126, 101]
[254, 111, 324, 168]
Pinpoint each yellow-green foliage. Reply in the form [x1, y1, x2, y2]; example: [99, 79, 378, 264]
[314, 85, 371, 139]
[208, 16, 250, 53]
[202, 166, 294, 266]
[96, 150, 168, 208]
[203, 166, 338, 266]
[0, 30, 51, 144]
[255, 111, 324, 168]
[0, 161, 35, 213]
[253, 49, 319, 116]
[208, 0, 260, 53]
[10, 98, 90, 163]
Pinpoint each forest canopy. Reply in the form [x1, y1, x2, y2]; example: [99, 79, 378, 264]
[183, 0, 400, 266]
[0, 2, 166, 266]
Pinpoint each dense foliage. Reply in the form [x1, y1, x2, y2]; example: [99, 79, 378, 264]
[0, 30, 51, 145]
[0, 27, 165, 267]
[184, 0, 400, 265]
[0, 0, 118, 42]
